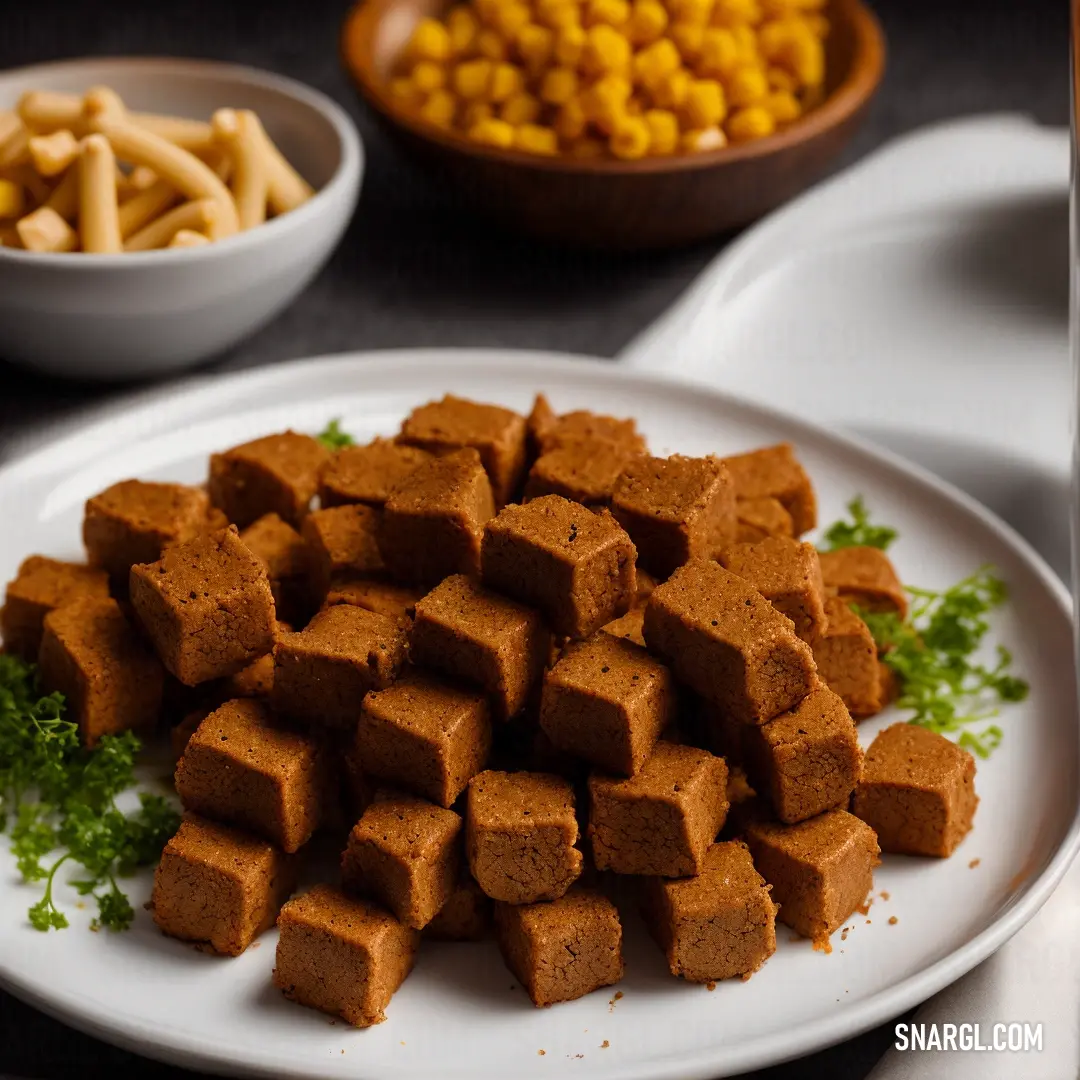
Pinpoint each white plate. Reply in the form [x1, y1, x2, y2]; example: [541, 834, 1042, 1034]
[0, 350, 1076, 1080]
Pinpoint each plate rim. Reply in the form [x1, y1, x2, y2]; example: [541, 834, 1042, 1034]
[1, 347, 1077, 1080]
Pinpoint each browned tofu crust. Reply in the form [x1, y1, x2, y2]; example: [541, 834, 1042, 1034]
[818, 546, 908, 618]
[852, 722, 978, 857]
[495, 887, 623, 1006]
[318, 439, 433, 508]
[722, 443, 817, 536]
[643, 560, 816, 724]
[378, 448, 495, 586]
[151, 814, 298, 956]
[129, 526, 276, 687]
[423, 876, 492, 941]
[481, 495, 637, 640]
[174, 698, 325, 853]
[524, 437, 641, 507]
[745, 809, 880, 941]
[466, 769, 583, 903]
[735, 497, 794, 543]
[323, 576, 425, 621]
[342, 793, 462, 930]
[398, 394, 527, 507]
[357, 667, 492, 808]
[273, 884, 419, 1027]
[302, 504, 385, 603]
[587, 741, 728, 876]
[38, 596, 163, 747]
[611, 454, 736, 578]
[541, 631, 675, 777]
[538, 410, 647, 456]
[1, 555, 110, 660]
[83, 479, 215, 581]
[813, 596, 882, 718]
[640, 841, 777, 983]
[239, 512, 310, 625]
[209, 431, 329, 529]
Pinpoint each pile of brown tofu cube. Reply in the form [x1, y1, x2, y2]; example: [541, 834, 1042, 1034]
[0, 392, 979, 1029]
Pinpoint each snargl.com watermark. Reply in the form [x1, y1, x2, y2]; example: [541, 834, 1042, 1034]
[895, 1023, 1043, 1053]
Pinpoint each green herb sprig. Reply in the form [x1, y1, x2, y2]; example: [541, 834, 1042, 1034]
[821, 495, 898, 552]
[316, 418, 355, 450]
[0, 654, 179, 932]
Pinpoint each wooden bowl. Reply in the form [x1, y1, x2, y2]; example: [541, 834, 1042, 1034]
[343, 0, 885, 250]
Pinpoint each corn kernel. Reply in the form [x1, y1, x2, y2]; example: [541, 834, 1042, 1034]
[462, 100, 495, 127]
[581, 72, 632, 131]
[670, 22, 705, 63]
[652, 67, 691, 107]
[517, 23, 556, 72]
[726, 103, 775, 140]
[711, 0, 762, 24]
[761, 0, 824, 13]
[492, 2, 532, 39]
[682, 78, 726, 127]
[555, 24, 587, 65]
[536, 0, 580, 30]
[473, 0, 500, 25]
[419, 88, 457, 126]
[626, 0, 668, 45]
[582, 24, 632, 76]
[786, 31, 824, 85]
[732, 23, 760, 62]
[410, 17, 453, 61]
[586, 0, 630, 28]
[626, 94, 646, 115]
[762, 88, 800, 122]
[0, 179, 25, 219]
[632, 37, 681, 89]
[411, 60, 448, 93]
[555, 97, 589, 139]
[610, 115, 650, 158]
[725, 63, 769, 106]
[453, 58, 494, 99]
[541, 67, 580, 105]
[487, 61, 525, 101]
[806, 13, 829, 37]
[501, 91, 542, 124]
[570, 136, 607, 158]
[643, 108, 679, 153]
[468, 116, 516, 146]
[390, 76, 425, 107]
[681, 125, 727, 152]
[447, 6, 480, 54]
[670, 0, 714, 26]
[475, 28, 509, 60]
[514, 123, 559, 154]
[698, 27, 740, 76]
[766, 65, 797, 92]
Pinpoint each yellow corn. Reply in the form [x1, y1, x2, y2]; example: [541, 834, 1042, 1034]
[517, 23, 556, 72]
[806, 13, 829, 37]
[555, 97, 589, 140]
[670, 0, 714, 26]
[669, 22, 705, 63]
[0, 179, 25, 219]
[726, 103, 775, 140]
[501, 91, 542, 124]
[681, 125, 727, 151]
[610, 115, 650, 158]
[732, 23, 760, 61]
[767, 65, 798, 92]
[536, 0, 580, 30]
[489, 62, 526, 102]
[644, 108, 679, 153]
[462, 101, 495, 127]
[582, 24, 632, 76]
[632, 38, 681, 89]
[410, 18, 453, 61]
[725, 63, 769, 106]
[762, 88, 800, 122]
[475, 28, 510, 60]
[541, 67, 580, 105]
[586, 0, 630, 28]
[514, 123, 559, 153]
[491, 2, 532, 39]
[569, 136, 607, 157]
[652, 68, 691, 108]
[411, 61, 448, 93]
[453, 58, 494, 99]
[468, 116, 516, 146]
[626, 0, 668, 45]
[555, 24, 587, 65]
[581, 72, 632, 131]
[712, 0, 762, 25]
[419, 88, 457, 126]
[447, 6, 480, 54]
[682, 78, 726, 127]
[698, 27, 740, 76]
[390, 76, 425, 107]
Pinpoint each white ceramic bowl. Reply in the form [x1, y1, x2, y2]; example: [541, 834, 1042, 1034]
[0, 57, 363, 380]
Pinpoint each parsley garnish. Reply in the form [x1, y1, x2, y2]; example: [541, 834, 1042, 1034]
[821, 496, 898, 552]
[316, 418, 355, 450]
[0, 654, 179, 932]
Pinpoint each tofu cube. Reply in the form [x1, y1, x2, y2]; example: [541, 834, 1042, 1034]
[524, 437, 640, 507]
[37, 597, 163, 746]
[722, 443, 817, 535]
[398, 394, 527, 506]
[611, 454, 736, 578]
[174, 698, 325, 853]
[718, 536, 827, 643]
[410, 574, 551, 721]
[378, 448, 495, 586]
[643, 560, 816, 724]
[151, 815, 298, 956]
[466, 769, 583, 903]
[741, 686, 863, 824]
[641, 841, 777, 982]
[526, 393, 557, 460]
[301, 504, 385, 603]
[129, 526, 276, 686]
[341, 792, 462, 929]
[813, 596, 882, 718]
[83, 479, 216, 581]
[537, 409, 647, 455]
[587, 741, 728, 876]
[541, 631, 675, 776]
[481, 495, 637, 639]
[735, 496, 794, 543]
[318, 438, 432, 508]
[745, 809, 880, 940]
[273, 884, 418, 1027]
[424, 876, 492, 941]
[208, 430, 329, 528]
[323, 576, 425, 620]
[239, 513, 311, 627]
[819, 546, 908, 617]
[356, 668, 492, 808]
[852, 722, 978, 857]
[272, 604, 407, 730]
[495, 888, 624, 1006]
[1, 555, 109, 660]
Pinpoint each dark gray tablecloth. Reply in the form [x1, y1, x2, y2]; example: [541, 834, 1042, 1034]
[0, 0, 1067, 1076]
